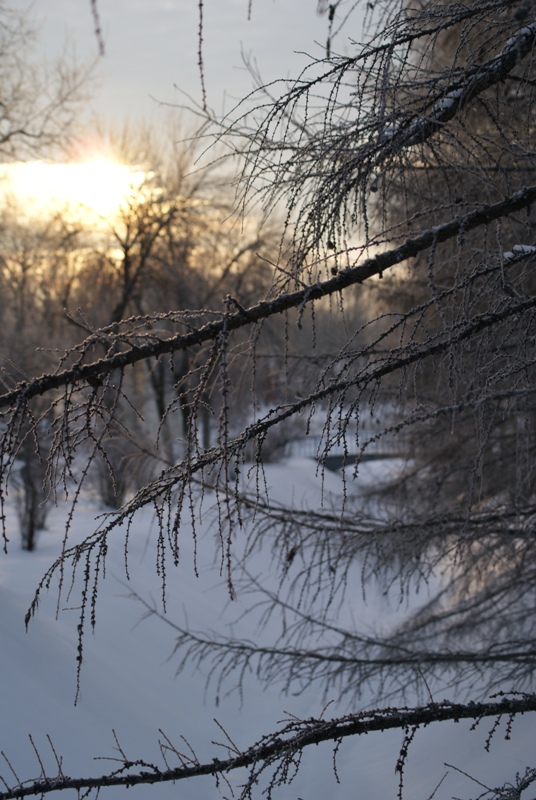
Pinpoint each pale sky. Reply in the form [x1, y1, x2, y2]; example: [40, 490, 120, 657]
[15, 1, 341, 127]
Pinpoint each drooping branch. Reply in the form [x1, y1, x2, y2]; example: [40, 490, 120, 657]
[223, 0, 536, 260]
[128, 586, 536, 705]
[22, 286, 536, 587]
[0, 694, 534, 799]
[1, 182, 536, 412]
[89, 0, 105, 55]
[375, 20, 536, 150]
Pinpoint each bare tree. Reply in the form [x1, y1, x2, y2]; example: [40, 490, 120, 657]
[0, 5, 92, 160]
[1, 0, 536, 797]
[0, 204, 89, 548]
[0, 0, 93, 548]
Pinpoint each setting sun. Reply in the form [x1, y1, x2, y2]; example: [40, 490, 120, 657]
[0, 159, 147, 225]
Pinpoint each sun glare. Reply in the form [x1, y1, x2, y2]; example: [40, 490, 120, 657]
[0, 159, 147, 225]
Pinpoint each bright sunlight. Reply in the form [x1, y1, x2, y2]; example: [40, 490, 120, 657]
[0, 159, 147, 226]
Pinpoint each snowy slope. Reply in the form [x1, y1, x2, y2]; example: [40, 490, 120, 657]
[0, 459, 534, 800]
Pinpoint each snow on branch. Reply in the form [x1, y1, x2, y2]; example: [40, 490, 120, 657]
[503, 244, 536, 262]
[391, 20, 536, 150]
[221, 5, 536, 263]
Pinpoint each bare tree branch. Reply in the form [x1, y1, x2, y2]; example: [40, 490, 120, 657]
[0, 694, 534, 799]
[2, 182, 536, 411]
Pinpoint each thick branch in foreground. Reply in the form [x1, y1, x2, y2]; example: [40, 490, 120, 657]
[1, 183, 536, 411]
[0, 694, 534, 799]
[230, 7, 536, 260]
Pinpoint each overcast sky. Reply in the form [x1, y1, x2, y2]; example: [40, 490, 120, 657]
[14, 1, 339, 130]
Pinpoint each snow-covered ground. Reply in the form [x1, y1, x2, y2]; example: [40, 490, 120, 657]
[1, 458, 533, 799]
